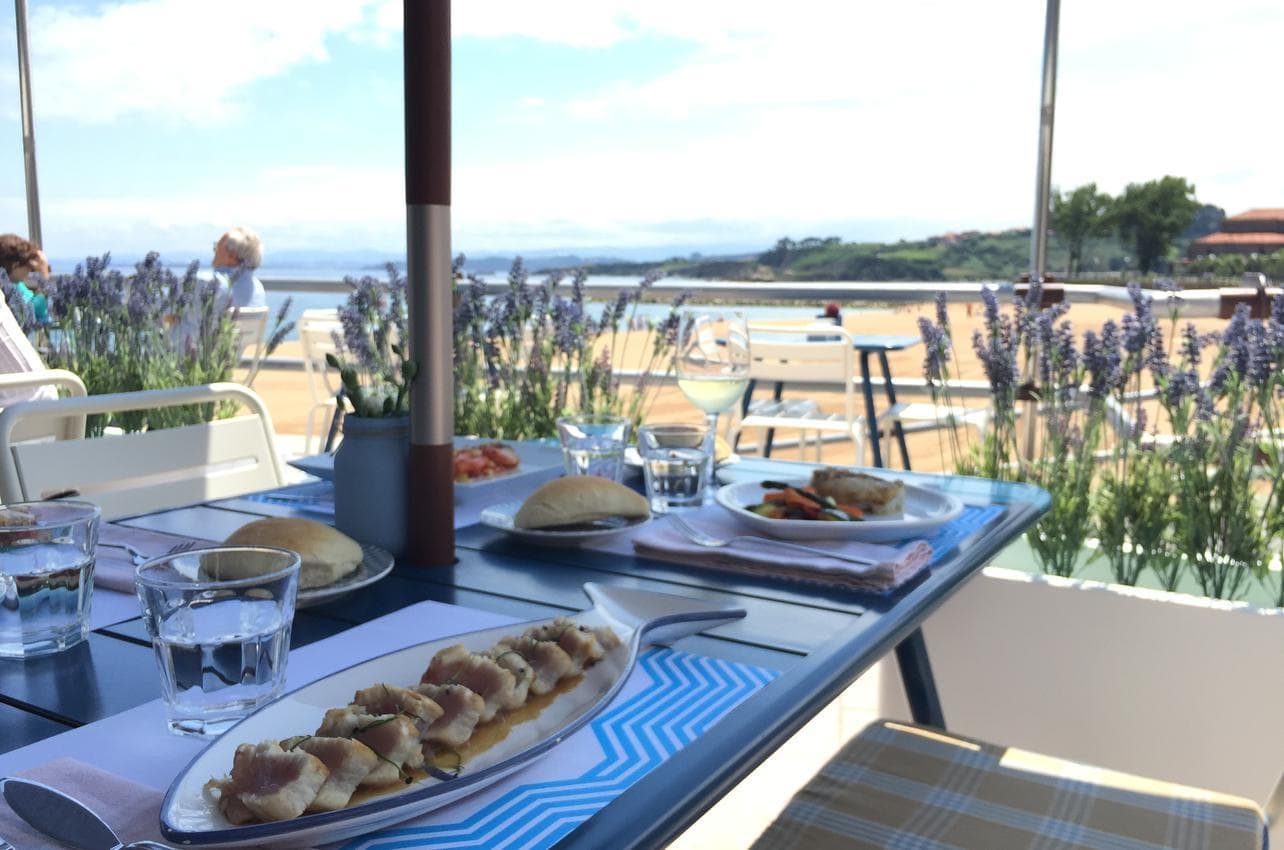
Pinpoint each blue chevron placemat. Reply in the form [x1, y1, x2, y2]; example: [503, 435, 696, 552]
[923, 503, 1006, 565]
[338, 648, 777, 850]
[243, 480, 336, 516]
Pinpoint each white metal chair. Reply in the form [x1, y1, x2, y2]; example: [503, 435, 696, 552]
[0, 382, 284, 520]
[0, 369, 87, 443]
[299, 309, 345, 454]
[234, 306, 271, 385]
[728, 324, 865, 463]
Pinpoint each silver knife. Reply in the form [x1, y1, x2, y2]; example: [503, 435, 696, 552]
[0, 777, 172, 849]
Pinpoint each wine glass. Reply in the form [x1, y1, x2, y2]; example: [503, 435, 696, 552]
[675, 311, 750, 497]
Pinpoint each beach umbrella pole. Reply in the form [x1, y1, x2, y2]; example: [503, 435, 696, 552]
[14, 0, 42, 245]
[403, 0, 455, 566]
[1029, 0, 1060, 282]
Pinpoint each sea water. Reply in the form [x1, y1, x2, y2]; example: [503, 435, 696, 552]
[154, 597, 291, 737]
[0, 544, 93, 658]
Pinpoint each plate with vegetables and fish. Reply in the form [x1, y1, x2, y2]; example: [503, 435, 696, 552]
[159, 583, 744, 848]
[715, 466, 963, 543]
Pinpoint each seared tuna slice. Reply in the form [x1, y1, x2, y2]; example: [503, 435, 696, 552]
[317, 706, 424, 787]
[291, 736, 380, 812]
[214, 741, 329, 823]
[417, 682, 485, 748]
[497, 635, 578, 695]
[353, 683, 444, 734]
[421, 644, 471, 685]
[483, 646, 534, 707]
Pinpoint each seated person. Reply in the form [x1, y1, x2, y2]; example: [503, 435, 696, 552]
[0, 234, 56, 404]
[212, 226, 267, 309]
[0, 233, 49, 324]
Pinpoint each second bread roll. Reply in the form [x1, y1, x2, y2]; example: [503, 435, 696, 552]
[514, 476, 650, 529]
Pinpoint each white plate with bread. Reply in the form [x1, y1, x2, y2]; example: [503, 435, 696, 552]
[715, 467, 963, 543]
[480, 476, 651, 545]
[225, 517, 394, 607]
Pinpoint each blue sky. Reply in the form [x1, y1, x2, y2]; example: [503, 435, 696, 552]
[0, 0, 1281, 266]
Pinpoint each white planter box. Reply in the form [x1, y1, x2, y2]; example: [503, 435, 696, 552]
[879, 566, 1284, 803]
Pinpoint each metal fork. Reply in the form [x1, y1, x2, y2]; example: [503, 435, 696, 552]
[0, 835, 14, 850]
[666, 514, 879, 566]
[101, 540, 199, 565]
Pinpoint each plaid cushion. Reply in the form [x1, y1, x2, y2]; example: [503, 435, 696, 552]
[752, 720, 1265, 850]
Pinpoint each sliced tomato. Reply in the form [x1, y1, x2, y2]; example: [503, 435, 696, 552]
[481, 443, 520, 468]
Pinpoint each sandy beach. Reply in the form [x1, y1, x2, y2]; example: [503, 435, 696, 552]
[246, 296, 1229, 472]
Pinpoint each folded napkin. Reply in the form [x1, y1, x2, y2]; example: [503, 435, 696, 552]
[0, 758, 322, 850]
[95, 523, 211, 593]
[629, 506, 933, 593]
[0, 757, 167, 847]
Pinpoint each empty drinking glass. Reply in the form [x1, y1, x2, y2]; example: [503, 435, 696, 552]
[638, 423, 710, 512]
[556, 414, 630, 481]
[0, 500, 100, 659]
[135, 546, 300, 737]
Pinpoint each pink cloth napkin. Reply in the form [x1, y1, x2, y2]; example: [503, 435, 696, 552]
[628, 507, 933, 592]
[0, 757, 167, 847]
[94, 523, 212, 593]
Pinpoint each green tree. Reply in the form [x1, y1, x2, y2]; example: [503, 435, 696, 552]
[1109, 176, 1200, 273]
[1050, 183, 1112, 275]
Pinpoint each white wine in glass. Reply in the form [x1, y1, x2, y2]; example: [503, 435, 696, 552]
[676, 311, 750, 497]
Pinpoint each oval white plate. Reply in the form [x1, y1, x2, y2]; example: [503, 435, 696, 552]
[296, 544, 393, 608]
[715, 477, 964, 543]
[159, 583, 744, 848]
[480, 500, 650, 545]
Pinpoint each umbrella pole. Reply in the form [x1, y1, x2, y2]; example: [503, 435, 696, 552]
[1024, 0, 1060, 461]
[404, 0, 455, 566]
[1029, 0, 1060, 282]
[15, 0, 42, 245]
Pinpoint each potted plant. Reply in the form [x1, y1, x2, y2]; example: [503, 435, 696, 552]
[893, 283, 1284, 804]
[327, 265, 417, 555]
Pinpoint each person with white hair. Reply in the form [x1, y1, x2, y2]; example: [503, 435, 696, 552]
[212, 226, 266, 308]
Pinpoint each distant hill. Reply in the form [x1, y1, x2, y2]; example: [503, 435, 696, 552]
[559, 230, 1145, 282]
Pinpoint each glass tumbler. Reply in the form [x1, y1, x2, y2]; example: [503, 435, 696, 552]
[556, 414, 631, 481]
[638, 423, 710, 513]
[0, 500, 100, 659]
[135, 545, 301, 737]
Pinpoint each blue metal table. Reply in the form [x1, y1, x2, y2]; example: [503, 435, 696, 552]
[0, 462, 1047, 850]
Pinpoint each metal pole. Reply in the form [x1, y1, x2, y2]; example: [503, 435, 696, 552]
[15, 0, 42, 245]
[403, 0, 455, 566]
[1024, 0, 1060, 462]
[1030, 0, 1060, 281]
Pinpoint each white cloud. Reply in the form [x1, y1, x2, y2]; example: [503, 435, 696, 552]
[10, 0, 1284, 256]
[25, 0, 393, 124]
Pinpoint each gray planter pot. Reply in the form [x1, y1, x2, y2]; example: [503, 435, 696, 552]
[333, 414, 409, 556]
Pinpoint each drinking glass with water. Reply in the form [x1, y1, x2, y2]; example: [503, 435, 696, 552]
[638, 423, 709, 513]
[556, 414, 630, 481]
[135, 546, 300, 737]
[0, 500, 100, 659]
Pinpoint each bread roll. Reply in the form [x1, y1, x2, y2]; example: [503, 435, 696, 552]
[224, 517, 363, 589]
[809, 468, 905, 516]
[514, 477, 650, 529]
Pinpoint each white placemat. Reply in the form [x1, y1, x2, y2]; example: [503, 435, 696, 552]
[0, 597, 772, 850]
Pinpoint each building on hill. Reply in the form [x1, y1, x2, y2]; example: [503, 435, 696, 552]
[1188, 208, 1284, 257]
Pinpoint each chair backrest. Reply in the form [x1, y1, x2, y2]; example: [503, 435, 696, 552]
[234, 306, 270, 366]
[0, 382, 283, 520]
[747, 324, 858, 420]
[299, 313, 344, 404]
[0, 369, 87, 443]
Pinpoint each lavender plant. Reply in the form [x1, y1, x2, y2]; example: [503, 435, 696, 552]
[38, 253, 284, 435]
[453, 256, 686, 440]
[325, 264, 417, 418]
[920, 281, 1284, 603]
